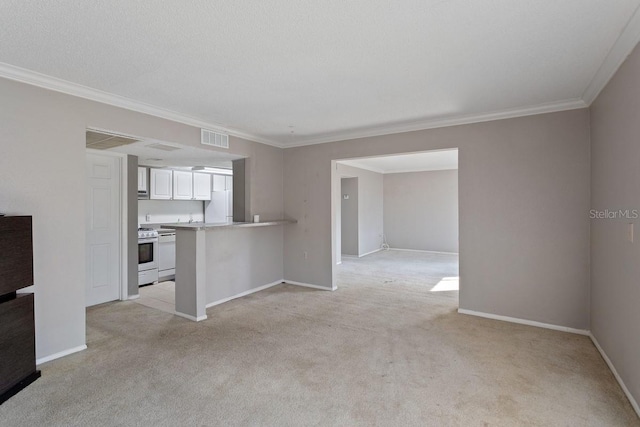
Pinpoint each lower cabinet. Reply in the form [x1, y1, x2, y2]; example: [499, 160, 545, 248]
[0, 293, 40, 403]
[159, 232, 176, 280]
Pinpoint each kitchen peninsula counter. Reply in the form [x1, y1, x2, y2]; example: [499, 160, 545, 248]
[161, 219, 296, 231]
[162, 219, 296, 322]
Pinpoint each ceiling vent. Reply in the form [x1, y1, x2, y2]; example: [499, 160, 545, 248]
[86, 130, 138, 150]
[201, 129, 229, 149]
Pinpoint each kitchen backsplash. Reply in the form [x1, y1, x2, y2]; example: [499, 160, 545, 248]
[138, 200, 205, 226]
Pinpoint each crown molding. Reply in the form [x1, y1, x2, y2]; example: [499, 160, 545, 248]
[582, 4, 640, 105]
[0, 62, 285, 148]
[282, 98, 588, 148]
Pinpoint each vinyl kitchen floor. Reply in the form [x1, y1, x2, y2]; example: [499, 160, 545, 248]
[134, 281, 175, 315]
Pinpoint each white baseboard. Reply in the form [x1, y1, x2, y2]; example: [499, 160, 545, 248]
[390, 248, 459, 255]
[359, 248, 383, 257]
[205, 280, 284, 308]
[36, 344, 87, 365]
[589, 333, 640, 418]
[284, 280, 336, 291]
[174, 311, 207, 322]
[127, 294, 140, 300]
[457, 309, 590, 336]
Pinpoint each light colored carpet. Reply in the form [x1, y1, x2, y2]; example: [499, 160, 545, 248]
[1, 250, 638, 426]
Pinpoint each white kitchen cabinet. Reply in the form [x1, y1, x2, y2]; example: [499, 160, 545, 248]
[173, 171, 193, 200]
[212, 174, 226, 192]
[193, 172, 211, 200]
[158, 232, 176, 280]
[137, 167, 147, 192]
[150, 169, 173, 200]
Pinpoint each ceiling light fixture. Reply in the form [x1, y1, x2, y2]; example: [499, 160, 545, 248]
[146, 143, 181, 151]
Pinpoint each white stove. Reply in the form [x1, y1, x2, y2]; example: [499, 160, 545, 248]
[138, 228, 159, 286]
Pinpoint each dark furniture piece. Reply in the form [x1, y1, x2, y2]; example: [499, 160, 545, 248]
[0, 216, 40, 404]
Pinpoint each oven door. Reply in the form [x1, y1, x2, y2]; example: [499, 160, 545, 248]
[138, 238, 158, 271]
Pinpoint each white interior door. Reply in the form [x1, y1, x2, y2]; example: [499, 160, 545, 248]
[86, 152, 121, 307]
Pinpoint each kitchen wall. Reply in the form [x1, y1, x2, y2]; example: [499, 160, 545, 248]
[284, 109, 591, 330]
[590, 42, 640, 412]
[384, 169, 458, 253]
[138, 200, 204, 226]
[0, 76, 284, 362]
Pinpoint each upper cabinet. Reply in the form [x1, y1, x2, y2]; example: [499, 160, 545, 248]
[137, 167, 147, 192]
[150, 169, 173, 200]
[173, 171, 194, 200]
[146, 168, 221, 201]
[193, 173, 211, 200]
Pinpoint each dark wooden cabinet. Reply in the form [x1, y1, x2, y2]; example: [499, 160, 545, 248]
[0, 216, 34, 296]
[0, 294, 38, 399]
[0, 216, 40, 404]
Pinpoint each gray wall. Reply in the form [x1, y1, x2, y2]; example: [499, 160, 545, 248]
[0, 77, 284, 361]
[127, 155, 139, 298]
[340, 178, 358, 255]
[384, 169, 458, 253]
[232, 159, 246, 222]
[336, 163, 384, 257]
[590, 43, 640, 408]
[284, 109, 591, 329]
[206, 226, 284, 304]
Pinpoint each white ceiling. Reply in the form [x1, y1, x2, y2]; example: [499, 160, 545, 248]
[109, 141, 239, 169]
[339, 149, 458, 174]
[2, 1, 640, 147]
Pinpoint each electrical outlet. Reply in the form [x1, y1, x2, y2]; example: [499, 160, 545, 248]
[145, 214, 151, 222]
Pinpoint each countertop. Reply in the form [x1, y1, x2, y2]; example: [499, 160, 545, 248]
[161, 219, 297, 231]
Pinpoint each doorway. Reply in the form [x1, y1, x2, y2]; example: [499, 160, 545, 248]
[331, 149, 459, 305]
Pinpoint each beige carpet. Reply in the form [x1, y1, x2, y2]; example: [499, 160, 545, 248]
[1, 250, 638, 426]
